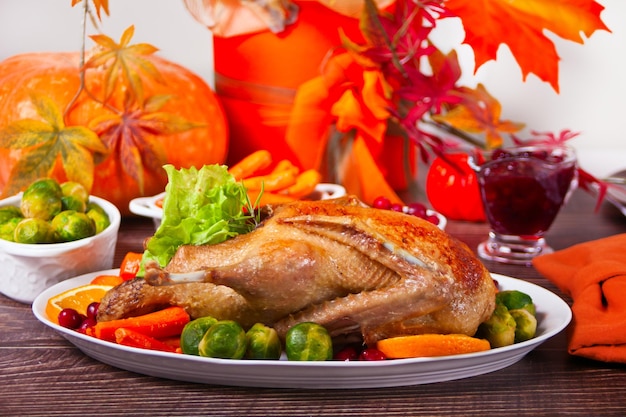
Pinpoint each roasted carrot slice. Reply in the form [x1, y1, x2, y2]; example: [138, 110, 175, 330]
[114, 328, 179, 353]
[376, 334, 491, 358]
[89, 306, 190, 342]
[90, 275, 124, 286]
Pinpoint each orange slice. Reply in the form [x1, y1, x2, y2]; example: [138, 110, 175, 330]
[46, 284, 113, 324]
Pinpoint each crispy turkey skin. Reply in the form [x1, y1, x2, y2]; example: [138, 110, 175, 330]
[98, 196, 496, 344]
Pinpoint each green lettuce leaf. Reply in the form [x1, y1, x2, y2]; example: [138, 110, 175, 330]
[141, 164, 255, 271]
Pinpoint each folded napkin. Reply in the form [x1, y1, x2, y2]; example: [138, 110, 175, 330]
[533, 233, 626, 363]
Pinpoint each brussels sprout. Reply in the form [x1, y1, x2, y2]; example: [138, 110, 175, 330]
[198, 320, 247, 359]
[14, 218, 55, 244]
[496, 290, 536, 315]
[61, 181, 89, 204]
[476, 304, 517, 348]
[245, 323, 282, 360]
[510, 308, 538, 343]
[0, 217, 22, 241]
[86, 202, 111, 234]
[180, 316, 218, 356]
[20, 178, 63, 220]
[0, 206, 23, 224]
[51, 210, 96, 242]
[285, 322, 333, 361]
[61, 195, 87, 213]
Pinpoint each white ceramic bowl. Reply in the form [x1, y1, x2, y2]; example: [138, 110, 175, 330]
[129, 183, 348, 229]
[0, 194, 121, 304]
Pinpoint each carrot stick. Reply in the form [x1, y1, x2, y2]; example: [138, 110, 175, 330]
[246, 189, 296, 207]
[114, 328, 179, 353]
[376, 334, 491, 359]
[228, 150, 273, 180]
[242, 160, 299, 191]
[89, 306, 190, 342]
[279, 169, 322, 198]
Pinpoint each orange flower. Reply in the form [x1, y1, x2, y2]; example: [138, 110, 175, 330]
[286, 51, 405, 204]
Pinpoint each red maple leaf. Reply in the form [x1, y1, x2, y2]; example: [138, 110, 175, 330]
[445, 0, 610, 92]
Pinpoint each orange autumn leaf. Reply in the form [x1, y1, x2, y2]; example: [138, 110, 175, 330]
[85, 25, 162, 105]
[71, 0, 110, 21]
[0, 96, 108, 195]
[446, 0, 610, 92]
[432, 84, 524, 149]
[88, 94, 203, 193]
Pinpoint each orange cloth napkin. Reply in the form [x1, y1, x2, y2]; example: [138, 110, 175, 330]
[533, 233, 626, 363]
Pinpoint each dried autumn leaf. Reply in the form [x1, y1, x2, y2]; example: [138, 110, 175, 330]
[0, 96, 108, 196]
[432, 84, 524, 148]
[71, 0, 110, 20]
[445, 0, 610, 92]
[84, 25, 162, 105]
[87, 94, 204, 193]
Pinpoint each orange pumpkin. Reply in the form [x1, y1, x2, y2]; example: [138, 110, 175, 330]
[0, 51, 228, 215]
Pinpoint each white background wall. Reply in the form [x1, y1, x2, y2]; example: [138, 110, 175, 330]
[1, 0, 625, 177]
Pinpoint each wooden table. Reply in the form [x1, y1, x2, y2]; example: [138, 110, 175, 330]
[3, 189, 626, 417]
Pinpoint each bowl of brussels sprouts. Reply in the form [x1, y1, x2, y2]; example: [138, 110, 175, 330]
[0, 178, 121, 304]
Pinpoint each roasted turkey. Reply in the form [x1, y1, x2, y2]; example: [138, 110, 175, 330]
[98, 196, 496, 344]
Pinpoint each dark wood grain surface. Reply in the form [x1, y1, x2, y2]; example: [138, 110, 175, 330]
[2, 189, 626, 417]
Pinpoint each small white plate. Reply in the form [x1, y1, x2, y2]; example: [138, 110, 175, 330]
[129, 185, 447, 230]
[129, 183, 348, 229]
[33, 271, 570, 389]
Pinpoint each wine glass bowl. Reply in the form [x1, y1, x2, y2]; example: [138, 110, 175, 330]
[472, 145, 578, 265]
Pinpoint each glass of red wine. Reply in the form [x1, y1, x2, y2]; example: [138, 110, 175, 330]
[470, 145, 578, 265]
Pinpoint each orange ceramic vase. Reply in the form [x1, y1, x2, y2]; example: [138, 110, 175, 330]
[208, 0, 413, 205]
[213, 1, 364, 167]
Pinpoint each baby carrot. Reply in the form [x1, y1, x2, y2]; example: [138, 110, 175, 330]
[89, 306, 190, 342]
[242, 160, 299, 192]
[279, 169, 322, 198]
[228, 150, 273, 180]
[376, 334, 491, 359]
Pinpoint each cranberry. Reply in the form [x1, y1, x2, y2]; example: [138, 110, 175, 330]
[389, 203, 404, 212]
[77, 317, 97, 334]
[372, 196, 441, 228]
[86, 302, 100, 320]
[58, 308, 86, 330]
[426, 214, 440, 226]
[334, 345, 360, 361]
[372, 196, 391, 210]
[359, 348, 387, 361]
[406, 202, 427, 219]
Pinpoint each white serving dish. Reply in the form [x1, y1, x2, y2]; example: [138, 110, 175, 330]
[33, 272, 570, 389]
[0, 194, 121, 304]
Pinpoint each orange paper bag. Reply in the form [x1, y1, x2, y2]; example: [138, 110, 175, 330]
[533, 233, 626, 363]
